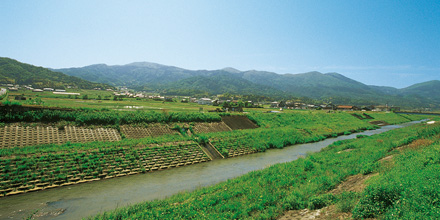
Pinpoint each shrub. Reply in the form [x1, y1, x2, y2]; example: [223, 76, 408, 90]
[308, 194, 335, 210]
[335, 191, 360, 213]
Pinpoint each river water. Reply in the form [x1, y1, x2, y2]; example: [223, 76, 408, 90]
[0, 121, 422, 219]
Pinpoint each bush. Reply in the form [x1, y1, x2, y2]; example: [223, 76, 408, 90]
[353, 184, 402, 218]
[335, 191, 360, 213]
[356, 134, 369, 139]
[308, 194, 335, 210]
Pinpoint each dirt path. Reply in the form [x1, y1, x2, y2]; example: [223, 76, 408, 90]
[278, 173, 377, 220]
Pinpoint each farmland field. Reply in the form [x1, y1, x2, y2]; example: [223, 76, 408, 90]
[5, 89, 221, 112]
[0, 101, 427, 197]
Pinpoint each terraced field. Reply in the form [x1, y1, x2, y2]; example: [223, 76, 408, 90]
[191, 122, 232, 134]
[121, 122, 233, 139]
[120, 124, 178, 139]
[221, 115, 259, 130]
[0, 141, 209, 197]
[0, 125, 121, 148]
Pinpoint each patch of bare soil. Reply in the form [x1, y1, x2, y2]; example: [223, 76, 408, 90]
[330, 173, 378, 195]
[401, 138, 434, 150]
[279, 206, 353, 220]
[337, 149, 353, 154]
[379, 155, 394, 162]
[279, 208, 323, 220]
[369, 121, 390, 126]
[278, 173, 377, 220]
[221, 115, 259, 130]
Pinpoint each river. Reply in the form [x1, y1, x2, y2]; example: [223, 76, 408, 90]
[0, 121, 423, 219]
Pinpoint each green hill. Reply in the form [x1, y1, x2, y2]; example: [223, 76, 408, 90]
[399, 80, 440, 109]
[401, 80, 440, 97]
[160, 71, 290, 99]
[0, 57, 112, 89]
[55, 62, 200, 87]
[241, 71, 378, 99]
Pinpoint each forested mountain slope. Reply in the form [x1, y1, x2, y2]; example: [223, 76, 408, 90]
[0, 57, 112, 89]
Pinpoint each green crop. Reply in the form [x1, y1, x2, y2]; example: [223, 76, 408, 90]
[0, 107, 222, 125]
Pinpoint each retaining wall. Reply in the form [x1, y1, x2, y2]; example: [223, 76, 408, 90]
[0, 126, 121, 148]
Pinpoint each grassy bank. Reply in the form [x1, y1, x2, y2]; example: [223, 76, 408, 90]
[89, 120, 440, 219]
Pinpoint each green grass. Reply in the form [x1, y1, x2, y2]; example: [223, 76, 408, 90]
[353, 125, 440, 219]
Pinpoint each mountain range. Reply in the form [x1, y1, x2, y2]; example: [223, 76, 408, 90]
[0, 57, 438, 109]
[55, 62, 440, 109]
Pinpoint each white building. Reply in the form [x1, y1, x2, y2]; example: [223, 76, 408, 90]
[198, 98, 213, 105]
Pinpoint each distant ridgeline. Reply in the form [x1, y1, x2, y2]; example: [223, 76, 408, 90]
[0, 57, 113, 89]
[55, 61, 440, 109]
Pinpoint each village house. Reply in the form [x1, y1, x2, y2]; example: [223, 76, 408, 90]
[198, 98, 213, 105]
[336, 105, 360, 111]
[134, 93, 145, 98]
[270, 102, 280, 108]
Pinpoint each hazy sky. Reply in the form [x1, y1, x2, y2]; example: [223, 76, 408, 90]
[1, 0, 439, 88]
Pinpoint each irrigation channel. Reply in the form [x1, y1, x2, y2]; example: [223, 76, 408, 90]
[0, 120, 424, 219]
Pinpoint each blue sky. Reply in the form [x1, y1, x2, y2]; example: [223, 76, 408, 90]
[1, 0, 439, 88]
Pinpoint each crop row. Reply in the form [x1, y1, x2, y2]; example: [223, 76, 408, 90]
[0, 142, 210, 197]
[120, 124, 178, 139]
[0, 106, 224, 125]
[0, 125, 121, 148]
[0, 121, 232, 149]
